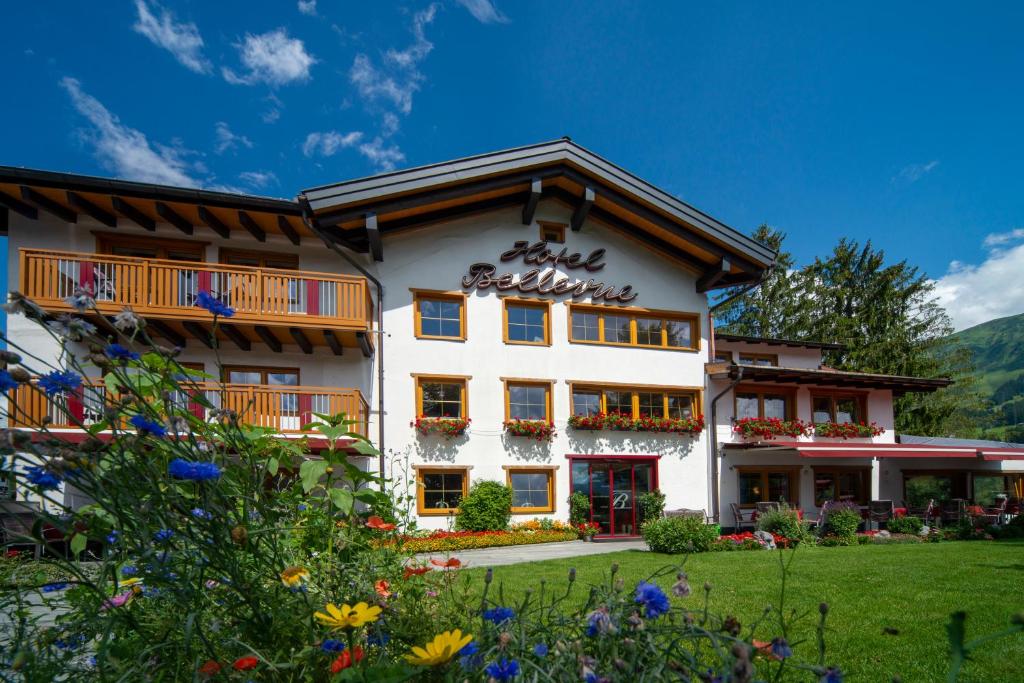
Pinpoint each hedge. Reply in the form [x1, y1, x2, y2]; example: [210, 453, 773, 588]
[394, 529, 578, 553]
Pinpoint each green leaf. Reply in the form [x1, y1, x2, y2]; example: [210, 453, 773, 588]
[350, 440, 380, 456]
[267, 457, 279, 476]
[352, 488, 381, 504]
[328, 488, 354, 514]
[70, 533, 87, 555]
[299, 460, 329, 493]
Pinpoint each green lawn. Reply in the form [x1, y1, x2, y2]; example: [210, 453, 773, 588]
[464, 541, 1024, 682]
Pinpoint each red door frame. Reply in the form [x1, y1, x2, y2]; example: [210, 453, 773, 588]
[567, 455, 660, 538]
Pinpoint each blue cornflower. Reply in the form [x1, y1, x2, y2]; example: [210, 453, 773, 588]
[121, 565, 137, 577]
[0, 370, 21, 392]
[41, 582, 68, 592]
[771, 637, 793, 660]
[533, 643, 548, 657]
[106, 530, 119, 545]
[103, 344, 139, 361]
[366, 632, 391, 647]
[634, 581, 671, 619]
[320, 639, 346, 653]
[38, 370, 83, 397]
[129, 414, 167, 437]
[191, 508, 213, 520]
[168, 458, 221, 481]
[484, 658, 520, 681]
[586, 608, 613, 637]
[196, 290, 235, 318]
[54, 634, 87, 651]
[483, 606, 516, 624]
[458, 641, 482, 670]
[819, 667, 844, 683]
[154, 529, 174, 543]
[25, 466, 62, 490]
[297, 503, 308, 511]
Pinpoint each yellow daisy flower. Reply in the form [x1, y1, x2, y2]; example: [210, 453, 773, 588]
[118, 577, 143, 588]
[279, 566, 310, 587]
[314, 602, 382, 630]
[404, 630, 474, 666]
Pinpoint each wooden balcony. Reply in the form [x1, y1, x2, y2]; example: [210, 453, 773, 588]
[9, 379, 369, 438]
[19, 249, 374, 356]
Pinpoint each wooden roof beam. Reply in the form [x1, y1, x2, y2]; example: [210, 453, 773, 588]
[0, 190, 38, 220]
[197, 206, 231, 239]
[366, 212, 382, 262]
[148, 319, 186, 348]
[20, 186, 76, 223]
[182, 321, 214, 349]
[112, 197, 155, 231]
[277, 215, 301, 246]
[522, 177, 542, 225]
[238, 211, 266, 242]
[570, 186, 595, 232]
[323, 330, 344, 356]
[254, 325, 282, 352]
[156, 202, 193, 235]
[357, 331, 373, 358]
[697, 258, 731, 293]
[289, 327, 313, 354]
[221, 324, 251, 351]
[66, 192, 116, 228]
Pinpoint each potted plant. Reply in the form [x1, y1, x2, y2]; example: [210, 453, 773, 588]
[577, 521, 600, 541]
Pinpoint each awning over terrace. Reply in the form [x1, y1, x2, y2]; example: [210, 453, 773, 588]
[724, 442, 1024, 460]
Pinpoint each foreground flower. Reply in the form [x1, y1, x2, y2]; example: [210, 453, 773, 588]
[483, 606, 515, 624]
[118, 577, 143, 588]
[41, 582, 68, 593]
[38, 370, 83, 397]
[770, 637, 793, 660]
[102, 590, 135, 610]
[634, 581, 670, 619]
[404, 630, 474, 666]
[366, 515, 397, 531]
[0, 370, 21, 393]
[233, 656, 259, 671]
[819, 667, 844, 683]
[403, 564, 431, 579]
[154, 529, 174, 543]
[65, 286, 95, 312]
[25, 466, 62, 491]
[112, 307, 140, 332]
[130, 414, 167, 437]
[320, 639, 346, 653]
[314, 602, 382, 630]
[196, 290, 235, 318]
[485, 658, 521, 681]
[430, 557, 462, 569]
[280, 566, 310, 588]
[375, 579, 392, 598]
[47, 315, 96, 341]
[104, 344, 140, 361]
[197, 660, 221, 677]
[330, 646, 364, 673]
[168, 458, 221, 481]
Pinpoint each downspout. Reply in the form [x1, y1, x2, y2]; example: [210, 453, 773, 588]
[708, 366, 743, 524]
[297, 198, 386, 481]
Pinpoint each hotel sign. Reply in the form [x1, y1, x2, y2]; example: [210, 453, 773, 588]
[461, 240, 639, 303]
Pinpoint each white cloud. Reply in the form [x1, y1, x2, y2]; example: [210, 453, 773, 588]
[214, 121, 253, 154]
[132, 0, 211, 74]
[222, 29, 316, 86]
[358, 137, 405, 172]
[60, 77, 200, 187]
[933, 229, 1024, 331]
[238, 170, 278, 189]
[261, 108, 281, 124]
[302, 130, 364, 157]
[892, 160, 939, 185]
[381, 112, 400, 137]
[297, 0, 317, 16]
[455, 0, 508, 24]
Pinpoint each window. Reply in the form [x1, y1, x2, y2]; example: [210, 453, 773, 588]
[506, 467, 556, 513]
[224, 366, 299, 386]
[567, 304, 699, 351]
[813, 467, 870, 506]
[220, 249, 298, 270]
[737, 468, 799, 507]
[503, 299, 551, 345]
[412, 290, 466, 341]
[811, 393, 865, 424]
[738, 353, 778, 367]
[570, 384, 701, 419]
[734, 387, 793, 420]
[97, 233, 205, 262]
[505, 381, 552, 421]
[417, 467, 469, 515]
[415, 376, 468, 418]
[538, 221, 566, 244]
[712, 350, 734, 364]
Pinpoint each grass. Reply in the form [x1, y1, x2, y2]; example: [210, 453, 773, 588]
[463, 540, 1024, 682]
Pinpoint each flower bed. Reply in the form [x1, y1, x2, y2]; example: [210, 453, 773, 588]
[393, 529, 579, 553]
[503, 419, 557, 441]
[733, 417, 811, 440]
[712, 531, 791, 551]
[411, 415, 471, 438]
[814, 421, 885, 439]
[568, 411, 705, 435]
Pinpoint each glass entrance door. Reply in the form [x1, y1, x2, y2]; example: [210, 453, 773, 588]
[571, 459, 657, 537]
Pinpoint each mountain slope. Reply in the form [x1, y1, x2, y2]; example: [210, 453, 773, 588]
[951, 312, 1024, 439]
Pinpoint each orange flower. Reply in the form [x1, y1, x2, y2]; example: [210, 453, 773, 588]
[752, 640, 782, 661]
[375, 579, 392, 598]
[430, 557, 462, 569]
[233, 656, 259, 671]
[403, 565, 432, 579]
[366, 515, 396, 531]
[198, 660, 221, 677]
[330, 646, 365, 673]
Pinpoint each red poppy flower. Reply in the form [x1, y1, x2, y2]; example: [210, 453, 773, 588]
[330, 646, 365, 673]
[403, 565, 432, 579]
[198, 660, 221, 676]
[233, 656, 259, 671]
[430, 557, 462, 569]
[375, 579, 392, 598]
[366, 515, 396, 531]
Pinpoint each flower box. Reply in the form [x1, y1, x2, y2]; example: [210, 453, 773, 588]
[813, 421, 885, 439]
[411, 416, 471, 439]
[503, 419, 557, 442]
[569, 411, 705, 435]
[733, 417, 811, 440]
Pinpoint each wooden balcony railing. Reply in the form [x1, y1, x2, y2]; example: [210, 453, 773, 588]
[19, 249, 372, 331]
[9, 380, 370, 438]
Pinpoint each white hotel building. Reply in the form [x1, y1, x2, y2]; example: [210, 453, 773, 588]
[3, 140, 1022, 534]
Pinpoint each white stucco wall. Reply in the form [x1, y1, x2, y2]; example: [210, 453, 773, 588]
[715, 340, 823, 369]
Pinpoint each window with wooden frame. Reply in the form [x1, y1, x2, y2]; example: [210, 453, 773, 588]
[503, 380, 553, 422]
[219, 248, 299, 270]
[503, 298, 551, 346]
[567, 304, 699, 351]
[712, 349, 734, 364]
[416, 467, 469, 515]
[504, 466, 556, 513]
[813, 467, 870, 506]
[538, 221, 566, 244]
[96, 233, 205, 262]
[736, 467, 800, 507]
[811, 393, 866, 424]
[734, 386, 794, 420]
[412, 290, 466, 341]
[414, 375, 468, 418]
[569, 383, 701, 419]
[737, 352, 778, 367]
[223, 366, 300, 387]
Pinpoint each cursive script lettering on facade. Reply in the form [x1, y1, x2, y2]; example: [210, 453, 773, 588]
[460, 240, 638, 303]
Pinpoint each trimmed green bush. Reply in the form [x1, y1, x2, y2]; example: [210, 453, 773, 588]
[568, 492, 591, 527]
[642, 515, 721, 553]
[455, 480, 512, 531]
[826, 508, 861, 542]
[887, 515, 924, 535]
[637, 490, 666, 526]
[755, 505, 812, 544]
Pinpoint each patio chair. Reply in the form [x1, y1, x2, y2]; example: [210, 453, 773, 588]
[977, 496, 1008, 527]
[868, 500, 894, 530]
[666, 508, 710, 523]
[755, 501, 780, 515]
[0, 500, 43, 560]
[941, 499, 966, 525]
[730, 503, 756, 531]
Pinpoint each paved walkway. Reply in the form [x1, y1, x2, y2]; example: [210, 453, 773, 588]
[415, 539, 648, 568]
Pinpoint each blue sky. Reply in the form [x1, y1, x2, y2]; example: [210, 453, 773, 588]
[3, 1, 1024, 330]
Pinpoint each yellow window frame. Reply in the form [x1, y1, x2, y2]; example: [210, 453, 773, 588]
[567, 381, 703, 419]
[502, 297, 552, 346]
[411, 289, 467, 341]
[504, 466, 557, 514]
[566, 303, 700, 352]
[415, 465, 470, 516]
[501, 378, 554, 422]
[413, 373, 470, 419]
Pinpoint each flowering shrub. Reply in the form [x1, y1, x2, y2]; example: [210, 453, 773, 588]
[411, 415, 471, 438]
[576, 521, 601, 538]
[813, 421, 885, 439]
[755, 505, 813, 546]
[568, 411, 705, 435]
[503, 419, 557, 442]
[713, 531, 783, 551]
[390, 529, 578, 553]
[733, 417, 812, 440]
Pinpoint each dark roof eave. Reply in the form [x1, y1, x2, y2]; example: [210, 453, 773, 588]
[715, 333, 844, 351]
[708, 364, 953, 394]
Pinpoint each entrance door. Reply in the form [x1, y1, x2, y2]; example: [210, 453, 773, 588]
[571, 459, 657, 537]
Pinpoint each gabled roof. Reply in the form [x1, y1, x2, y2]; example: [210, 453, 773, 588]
[299, 138, 776, 290]
[706, 362, 952, 395]
[714, 332, 844, 351]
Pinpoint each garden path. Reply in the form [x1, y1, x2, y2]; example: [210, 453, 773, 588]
[415, 539, 648, 568]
